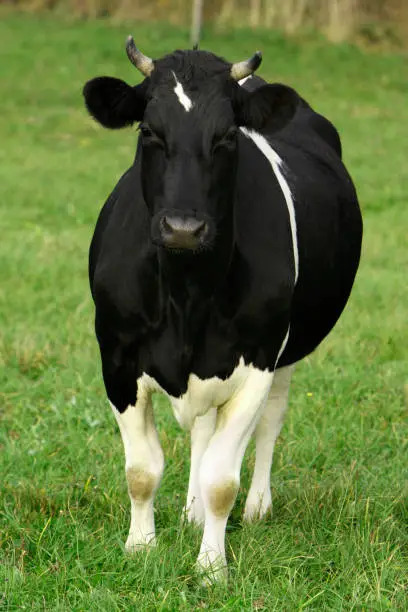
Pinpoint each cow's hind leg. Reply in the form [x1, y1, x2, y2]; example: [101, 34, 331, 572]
[197, 367, 274, 582]
[111, 379, 164, 551]
[244, 365, 294, 521]
[185, 408, 217, 524]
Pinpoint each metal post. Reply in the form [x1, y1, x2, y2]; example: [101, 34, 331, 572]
[191, 0, 204, 48]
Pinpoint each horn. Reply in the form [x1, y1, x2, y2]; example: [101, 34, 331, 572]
[126, 35, 154, 77]
[230, 51, 262, 81]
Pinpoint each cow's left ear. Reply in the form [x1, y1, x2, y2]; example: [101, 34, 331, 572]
[233, 84, 299, 133]
[83, 76, 147, 129]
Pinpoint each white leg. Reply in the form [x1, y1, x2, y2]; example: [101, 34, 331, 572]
[197, 366, 274, 582]
[110, 381, 164, 551]
[185, 408, 217, 525]
[244, 365, 294, 521]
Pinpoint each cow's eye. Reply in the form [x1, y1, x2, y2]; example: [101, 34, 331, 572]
[212, 127, 238, 153]
[139, 124, 165, 148]
[140, 124, 153, 138]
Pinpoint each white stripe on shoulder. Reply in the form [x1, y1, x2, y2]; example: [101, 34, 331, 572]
[172, 71, 193, 112]
[275, 325, 290, 368]
[239, 127, 299, 284]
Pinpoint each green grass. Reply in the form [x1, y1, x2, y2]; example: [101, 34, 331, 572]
[1, 11, 407, 611]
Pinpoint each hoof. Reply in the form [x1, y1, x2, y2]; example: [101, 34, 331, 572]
[243, 492, 272, 522]
[125, 533, 156, 553]
[196, 554, 228, 585]
[243, 503, 272, 522]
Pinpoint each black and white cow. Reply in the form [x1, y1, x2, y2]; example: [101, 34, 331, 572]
[83, 37, 362, 581]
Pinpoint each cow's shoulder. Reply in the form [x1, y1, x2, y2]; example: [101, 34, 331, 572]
[288, 103, 342, 157]
[90, 163, 160, 330]
[89, 166, 134, 289]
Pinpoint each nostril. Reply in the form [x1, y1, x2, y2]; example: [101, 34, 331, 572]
[193, 220, 207, 237]
[158, 215, 210, 249]
[161, 216, 173, 234]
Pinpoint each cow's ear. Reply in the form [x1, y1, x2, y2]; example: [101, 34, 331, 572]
[83, 77, 147, 129]
[234, 84, 299, 133]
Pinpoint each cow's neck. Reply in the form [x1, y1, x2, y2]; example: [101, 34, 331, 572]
[159, 246, 231, 299]
[157, 217, 234, 324]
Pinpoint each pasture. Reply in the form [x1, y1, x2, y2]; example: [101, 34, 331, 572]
[1, 12, 407, 610]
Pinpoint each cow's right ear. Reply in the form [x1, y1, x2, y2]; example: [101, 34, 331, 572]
[233, 83, 299, 133]
[83, 77, 147, 129]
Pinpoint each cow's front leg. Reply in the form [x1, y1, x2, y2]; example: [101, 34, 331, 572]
[185, 408, 217, 524]
[197, 367, 274, 582]
[110, 380, 164, 551]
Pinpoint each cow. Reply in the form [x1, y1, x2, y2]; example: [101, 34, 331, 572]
[83, 36, 362, 582]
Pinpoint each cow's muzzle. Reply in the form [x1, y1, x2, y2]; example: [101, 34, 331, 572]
[154, 214, 210, 251]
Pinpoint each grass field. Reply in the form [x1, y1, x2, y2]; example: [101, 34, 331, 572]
[1, 11, 407, 611]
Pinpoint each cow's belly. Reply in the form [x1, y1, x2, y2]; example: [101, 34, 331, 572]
[138, 356, 255, 430]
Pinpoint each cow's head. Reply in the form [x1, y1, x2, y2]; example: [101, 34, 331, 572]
[84, 38, 298, 253]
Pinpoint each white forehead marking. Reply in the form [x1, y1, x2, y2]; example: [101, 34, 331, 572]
[172, 71, 193, 112]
